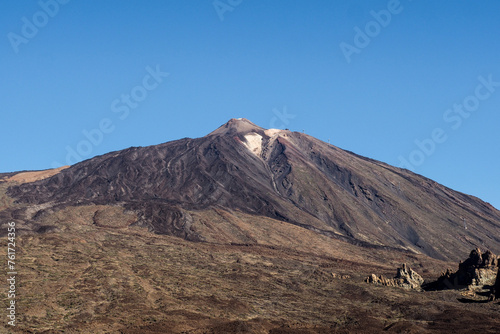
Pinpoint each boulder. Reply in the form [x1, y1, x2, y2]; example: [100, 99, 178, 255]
[395, 263, 425, 289]
[482, 250, 498, 268]
[474, 268, 497, 287]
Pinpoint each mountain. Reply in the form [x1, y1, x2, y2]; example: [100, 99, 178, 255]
[3, 118, 500, 333]
[4, 118, 500, 261]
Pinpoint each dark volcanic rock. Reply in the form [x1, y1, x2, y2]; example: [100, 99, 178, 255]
[434, 248, 499, 290]
[5, 119, 500, 261]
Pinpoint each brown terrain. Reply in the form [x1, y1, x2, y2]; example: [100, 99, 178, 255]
[1, 166, 70, 184]
[1, 118, 500, 333]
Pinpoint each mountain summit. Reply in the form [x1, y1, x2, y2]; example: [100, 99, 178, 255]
[4, 119, 500, 261]
[208, 118, 266, 136]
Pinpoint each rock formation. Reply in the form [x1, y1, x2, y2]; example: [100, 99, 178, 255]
[366, 263, 424, 290]
[433, 248, 500, 298]
[435, 248, 499, 292]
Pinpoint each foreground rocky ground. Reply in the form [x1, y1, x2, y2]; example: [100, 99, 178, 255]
[1, 214, 500, 333]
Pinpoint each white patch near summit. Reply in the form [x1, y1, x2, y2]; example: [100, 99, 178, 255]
[264, 129, 283, 137]
[243, 133, 263, 156]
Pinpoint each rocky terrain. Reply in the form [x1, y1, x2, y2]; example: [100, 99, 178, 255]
[424, 248, 500, 304]
[368, 249, 500, 301]
[1, 118, 500, 333]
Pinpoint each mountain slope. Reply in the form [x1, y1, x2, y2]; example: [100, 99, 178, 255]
[5, 118, 500, 261]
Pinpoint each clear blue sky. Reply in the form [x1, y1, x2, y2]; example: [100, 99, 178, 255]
[1, 0, 499, 209]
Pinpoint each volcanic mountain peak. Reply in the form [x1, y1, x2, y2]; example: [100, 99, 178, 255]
[208, 118, 292, 158]
[4, 118, 500, 262]
[208, 118, 265, 136]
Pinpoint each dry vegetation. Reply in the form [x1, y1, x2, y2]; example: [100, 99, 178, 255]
[2, 122, 500, 333]
[1, 203, 500, 333]
[0, 167, 69, 184]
